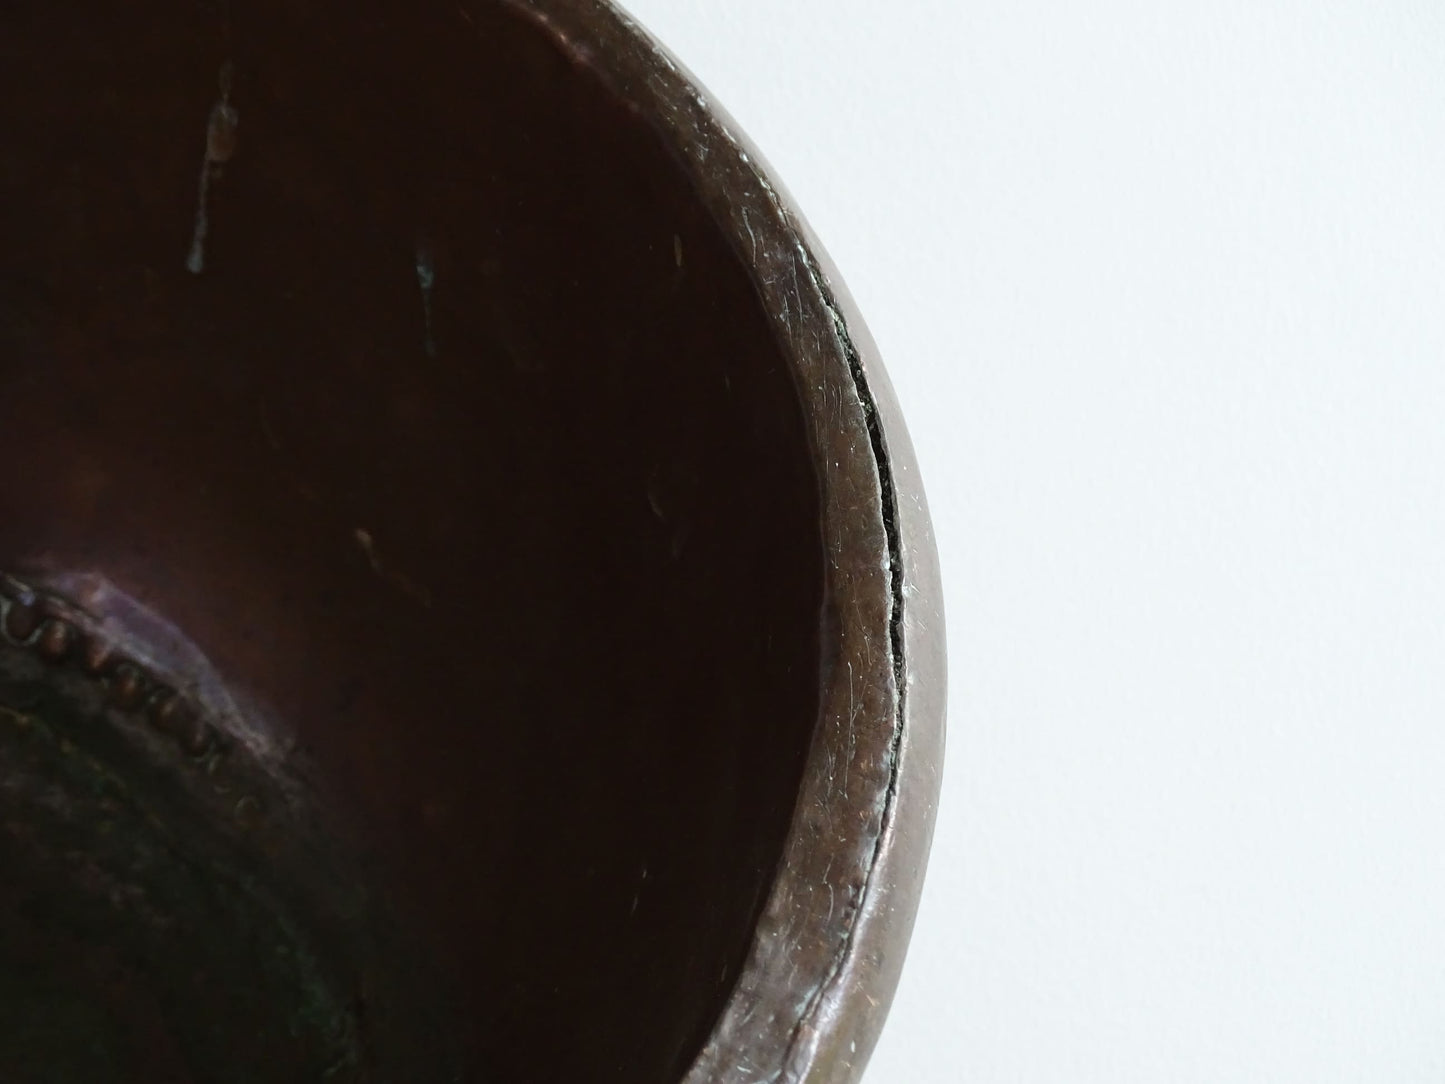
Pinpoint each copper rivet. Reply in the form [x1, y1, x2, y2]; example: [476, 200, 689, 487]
[109, 664, 147, 710]
[82, 636, 114, 674]
[179, 715, 212, 757]
[36, 619, 74, 662]
[149, 688, 181, 732]
[4, 600, 39, 641]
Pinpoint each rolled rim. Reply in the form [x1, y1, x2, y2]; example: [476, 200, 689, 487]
[504, 3, 948, 1079]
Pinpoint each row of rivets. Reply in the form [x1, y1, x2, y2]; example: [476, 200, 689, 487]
[0, 575, 215, 759]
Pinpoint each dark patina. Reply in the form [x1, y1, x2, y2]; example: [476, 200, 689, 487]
[0, 1, 943, 1081]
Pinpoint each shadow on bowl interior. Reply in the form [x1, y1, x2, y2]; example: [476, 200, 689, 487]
[0, 1, 825, 1080]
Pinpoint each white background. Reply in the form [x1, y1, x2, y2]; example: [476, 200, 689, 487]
[618, 2, 1445, 1082]
[627, 2, 1445, 1084]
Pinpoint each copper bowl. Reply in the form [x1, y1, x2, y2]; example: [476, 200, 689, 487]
[0, 1, 943, 1080]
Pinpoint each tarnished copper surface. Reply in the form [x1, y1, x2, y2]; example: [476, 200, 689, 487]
[0, 0, 943, 1081]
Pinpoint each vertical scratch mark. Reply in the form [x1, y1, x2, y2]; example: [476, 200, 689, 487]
[415, 240, 437, 358]
[187, 62, 238, 275]
[354, 528, 433, 607]
[186, 166, 213, 275]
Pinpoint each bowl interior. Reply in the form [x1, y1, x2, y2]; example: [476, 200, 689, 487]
[0, 1, 824, 1080]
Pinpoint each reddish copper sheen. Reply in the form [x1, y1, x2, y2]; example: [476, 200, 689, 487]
[36, 618, 75, 662]
[148, 688, 185, 734]
[177, 713, 213, 758]
[82, 636, 115, 674]
[1, 574, 222, 778]
[107, 663, 148, 712]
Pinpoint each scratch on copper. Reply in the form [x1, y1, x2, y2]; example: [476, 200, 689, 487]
[415, 241, 438, 357]
[186, 63, 238, 275]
